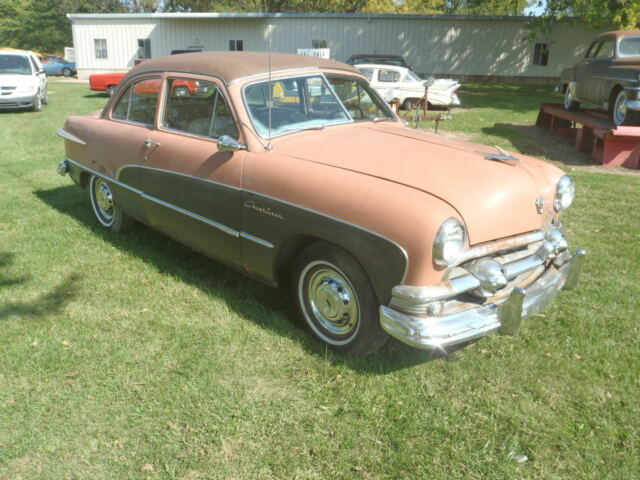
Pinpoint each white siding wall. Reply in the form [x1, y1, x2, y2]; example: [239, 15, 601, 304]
[70, 15, 602, 80]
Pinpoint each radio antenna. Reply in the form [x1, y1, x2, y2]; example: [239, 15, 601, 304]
[266, 20, 273, 151]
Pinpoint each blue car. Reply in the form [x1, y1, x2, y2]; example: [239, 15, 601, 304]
[42, 56, 76, 77]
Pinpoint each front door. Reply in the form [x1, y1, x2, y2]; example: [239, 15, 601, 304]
[119, 74, 246, 265]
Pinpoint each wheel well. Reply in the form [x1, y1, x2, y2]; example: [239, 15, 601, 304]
[609, 85, 623, 112]
[79, 171, 90, 189]
[274, 235, 317, 287]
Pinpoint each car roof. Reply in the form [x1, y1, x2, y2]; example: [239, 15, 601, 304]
[599, 29, 640, 39]
[128, 51, 359, 84]
[0, 49, 34, 57]
[349, 54, 405, 59]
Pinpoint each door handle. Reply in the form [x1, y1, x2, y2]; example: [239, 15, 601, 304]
[142, 138, 160, 161]
[143, 138, 161, 148]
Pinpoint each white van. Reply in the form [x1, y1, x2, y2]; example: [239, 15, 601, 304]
[0, 49, 48, 112]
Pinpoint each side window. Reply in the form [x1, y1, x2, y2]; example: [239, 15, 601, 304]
[359, 68, 374, 81]
[586, 41, 601, 58]
[378, 69, 400, 83]
[112, 77, 160, 125]
[163, 78, 238, 140]
[28, 55, 39, 74]
[595, 39, 615, 59]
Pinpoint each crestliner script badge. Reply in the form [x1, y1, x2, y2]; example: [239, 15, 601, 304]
[244, 200, 285, 220]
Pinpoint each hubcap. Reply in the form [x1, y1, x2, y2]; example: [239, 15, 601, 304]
[94, 180, 114, 221]
[306, 267, 359, 338]
[614, 92, 627, 125]
[564, 83, 575, 108]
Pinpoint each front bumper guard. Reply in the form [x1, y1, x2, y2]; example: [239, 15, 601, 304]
[380, 249, 586, 349]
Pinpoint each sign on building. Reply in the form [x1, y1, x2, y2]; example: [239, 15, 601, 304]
[64, 47, 75, 62]
[297, 48, 330, 59]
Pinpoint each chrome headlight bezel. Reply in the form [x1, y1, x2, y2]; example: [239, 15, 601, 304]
[554, 175, 576, 211]
[433, 218, 467, 267]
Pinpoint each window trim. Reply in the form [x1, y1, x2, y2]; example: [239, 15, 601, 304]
[108, 75, 162, 127]
[532, 43, 549, 66]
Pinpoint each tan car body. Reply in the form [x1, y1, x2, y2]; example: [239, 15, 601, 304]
[57, 52, 584, 352]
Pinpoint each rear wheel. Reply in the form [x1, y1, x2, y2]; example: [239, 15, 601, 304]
[89, 175, 134, 232]
[107, 85, 116, 97]
[41, 87, 48, 105]
[612, 89, 640, 126]
[62, 67, 72, 77]
[174, 86, 189, 97]
[564, 82, 580, 111]
[292, 242, 388, 356]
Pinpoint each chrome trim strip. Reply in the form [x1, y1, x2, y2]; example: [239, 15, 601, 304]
[56, 128, 86, 145]
[592, 75, 636, 84]
[240, 232, 274, 249]
[457, 230, 544, 264]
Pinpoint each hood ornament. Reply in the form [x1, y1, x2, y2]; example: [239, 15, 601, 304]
[481, 145, 521, 166]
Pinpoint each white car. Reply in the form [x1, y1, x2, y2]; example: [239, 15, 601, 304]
[0, 49, 48, 112]
[354, 64, 461, 109]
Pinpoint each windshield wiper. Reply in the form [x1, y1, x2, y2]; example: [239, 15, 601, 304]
[280, 125, 326, 133]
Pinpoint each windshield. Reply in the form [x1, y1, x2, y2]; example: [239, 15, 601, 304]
[244, 74, 394, 137]
[618, 37, 640, 58]
[0, 54, 32, 75]
[404, 70, 422, 82]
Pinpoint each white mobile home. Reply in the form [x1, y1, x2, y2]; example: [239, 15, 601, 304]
[67, 12, 602, 83]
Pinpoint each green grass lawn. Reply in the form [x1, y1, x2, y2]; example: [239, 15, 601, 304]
[1, 82, 638, 479]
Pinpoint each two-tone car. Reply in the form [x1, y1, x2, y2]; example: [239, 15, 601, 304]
[56, 52, 584, 355]
[560, 29, 640, 126]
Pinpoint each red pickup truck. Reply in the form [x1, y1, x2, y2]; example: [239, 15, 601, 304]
[89, 73, 202, 97]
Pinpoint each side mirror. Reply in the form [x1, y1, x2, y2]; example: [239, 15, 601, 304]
[38, 68, 45, 75]
[217, 135, 246, 152]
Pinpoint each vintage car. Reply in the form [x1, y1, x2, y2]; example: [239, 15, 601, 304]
[354, 64, 461, 109]
[42, 56, 76, 77]
[560, 29, 640, 126]
[56, 52, 585, 355]
[0, 49, 47, 111]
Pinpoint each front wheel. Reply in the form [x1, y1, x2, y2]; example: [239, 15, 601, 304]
[612, 90, 640, 126]
[89, 175, 134, 232]
[31, 91, 42, 112]
[107, 85, 116, 97]
[564, 82, 580, 111]
[62, 67, 72, 77]
[292, 242, 388, 356]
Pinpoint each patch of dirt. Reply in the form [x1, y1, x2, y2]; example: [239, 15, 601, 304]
[437, 124, 640, 177]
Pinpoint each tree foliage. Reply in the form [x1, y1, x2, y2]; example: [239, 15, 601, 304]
[529, 0, 640, 32]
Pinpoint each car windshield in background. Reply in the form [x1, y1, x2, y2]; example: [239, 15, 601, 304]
[326, 76, 394, 122]
[618, 37, 640, 58]
[244, 75, 349, 137]
[0, 54, 31, 75]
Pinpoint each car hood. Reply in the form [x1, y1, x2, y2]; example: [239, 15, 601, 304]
[0, 74, 38, 86]
[274, 123, 562, 245]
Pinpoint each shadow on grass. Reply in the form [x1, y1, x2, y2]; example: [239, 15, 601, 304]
[481, 123, 593, 168]
[0, 252, 30, 287]
[0, 251, 81, 320]
[82, 93, 109, 99]
[34, 185, 455, 372]
[457, 83, 559, 112]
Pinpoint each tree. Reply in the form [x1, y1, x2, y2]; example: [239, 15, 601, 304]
[529, 0, 640, 32]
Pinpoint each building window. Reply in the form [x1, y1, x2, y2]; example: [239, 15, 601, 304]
[533, 43, 549, 66]
[229, 40, 243, 51]
[138, 38, 151, 59]
[312, 40, 328, 48]
[94, 39, 108, 59]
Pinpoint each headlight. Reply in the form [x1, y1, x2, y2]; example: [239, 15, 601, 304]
[433, 218, 467, 267]
[554, 175, 575, 211]
[16, 84, 37, 94]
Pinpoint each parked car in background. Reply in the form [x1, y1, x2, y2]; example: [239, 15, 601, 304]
[355, 64, 461, 109]
[0, 49, 47, 111]
[346, 54, 410, 69]
[57, 52, 584, 355]
[42, 56, 76, 77]
[560, 29, 640, 126]
[89, 72, 126, 97]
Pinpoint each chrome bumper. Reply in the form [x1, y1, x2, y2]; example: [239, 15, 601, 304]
[380, 249, 586, 349]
